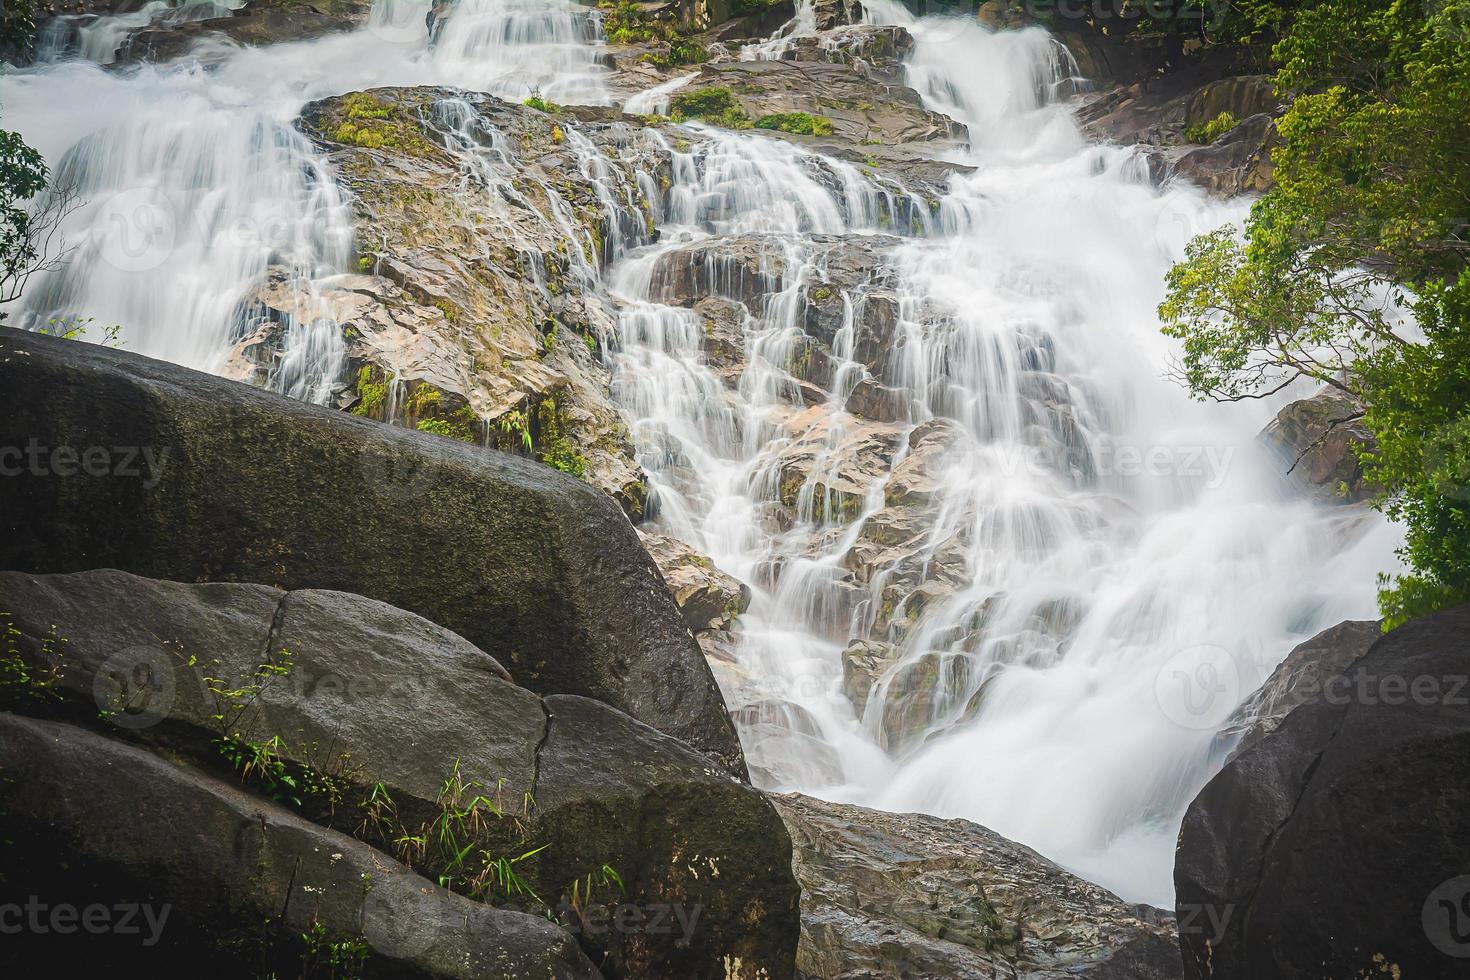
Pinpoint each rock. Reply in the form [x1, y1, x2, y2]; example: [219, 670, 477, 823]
[841, 638, 898, 714]
[772, 793, 1183, 980]
[683, 60, 964, 145]
[0, 567, 802, 978]
[122, 0, 374, 63]
[1071, 53, 1280, 196]
[1172, 113, 1278, 197]
[1175, 604, 1470, 979]
[1258, 385, 1379, 503]
[784, 24, 913, 82]
[532, 694, 802, 978]
[0, 713, 600, 979]
[0, 327, 743, 775]
[728, 699, 845, 789]
[694, 295, 749, 384]
[767, 405, 903, 524]
[638, 529, 751, 631]
[292, 87, 654, 516]
[977, 0, 1029, 30]
[811, 0, 862, 32]
[1218, 619, 1381, 759]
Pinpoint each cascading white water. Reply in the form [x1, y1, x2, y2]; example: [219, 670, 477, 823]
[5, 0, 1401, 905]
[605, 2, 1402, 906]
[6, 0, 613, 400]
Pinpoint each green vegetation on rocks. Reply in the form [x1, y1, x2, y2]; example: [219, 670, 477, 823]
[670, 87, 752, 128]
[1184, 109, 1239, 144]
[1158, 0, 1470, 626]
[756, 112, 835, 136]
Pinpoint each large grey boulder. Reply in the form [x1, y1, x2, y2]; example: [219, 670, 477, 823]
[0, 327, 741, 773]
[1217, 619, 1382, 759]
[772, 794, 1182, 979]
[0, 567, 802, 979]
[0, 712, 600, 979]
[1176, 604, 1470, 979]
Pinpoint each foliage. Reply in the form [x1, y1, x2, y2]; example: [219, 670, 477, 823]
[669, 87, 751, 129]
[0, 0, 37, 56]
[1158, 0, 1470, 625]
[351, 365, 391, 417]
[537, 398, 588, 478]
[523, 93, 563, 115]
[1184, 109, 1240, 144]
[203, 649, 354, 812]
[599, 0, 709, 66]
[0, 616, 67, 704]
[299, 919, 370, 979]
[496, 408, 534, 451]
[755, 112, 835, 137]
[36, 315, 124, 346]
[330, 93, 433, 155]
[0, 128, 80, 320]
[361, 761, 548, 907]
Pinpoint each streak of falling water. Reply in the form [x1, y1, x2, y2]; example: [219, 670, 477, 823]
[606, 3, 1403, 905]
[6, 0, 612, 400]
[4, 0, 1405, 906]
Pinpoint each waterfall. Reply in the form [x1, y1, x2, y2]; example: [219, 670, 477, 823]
[4, 0, 1400, 905]
[604, 4, 1401, 905]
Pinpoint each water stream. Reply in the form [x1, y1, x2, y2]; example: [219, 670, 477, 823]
[3, 0, 1400, 905]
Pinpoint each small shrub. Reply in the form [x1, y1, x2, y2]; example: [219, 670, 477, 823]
[755, 112, 834, 136]
[669, 87, 750, 129]
[1184, 110, 1239, 145]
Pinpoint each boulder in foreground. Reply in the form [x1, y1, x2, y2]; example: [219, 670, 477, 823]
[0, 327, 742, 774]
[773, 793, 1182, 979]
[1176, 604, 1470, 979]
[0, 567, 801, 979]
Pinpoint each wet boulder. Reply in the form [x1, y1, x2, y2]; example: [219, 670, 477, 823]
[0, 713, 600, 979]
[0, 567, 802, 979]
[1217, 618, 1381, 759]
[638, 530, 751, 632]
[1176, 604, 1470, 979]
[1258, 385, 1379, 504]
[774, 793, 1182, 979]
[0, 327, 743, 775]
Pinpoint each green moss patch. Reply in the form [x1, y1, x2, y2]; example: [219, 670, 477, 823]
[755, 112, 834, 137]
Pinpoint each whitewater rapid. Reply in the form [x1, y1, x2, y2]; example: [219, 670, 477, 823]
[3, 0, 1401, 905]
